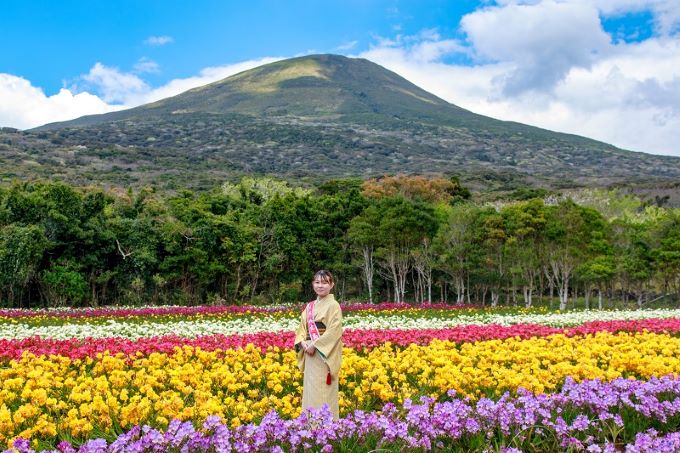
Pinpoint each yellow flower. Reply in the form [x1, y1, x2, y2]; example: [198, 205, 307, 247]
[3, 329, 680, 446]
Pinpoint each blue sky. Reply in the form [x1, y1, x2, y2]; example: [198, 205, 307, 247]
[2, 1, 680, 157]
[2, 0, 480, 94]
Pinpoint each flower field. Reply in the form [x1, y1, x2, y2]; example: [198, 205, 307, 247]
[1, 304, 680, 452]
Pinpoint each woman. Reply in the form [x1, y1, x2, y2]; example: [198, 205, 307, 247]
[294, 270, 343, 420]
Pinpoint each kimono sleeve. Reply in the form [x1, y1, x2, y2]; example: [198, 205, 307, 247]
[294, 306, 308, 352]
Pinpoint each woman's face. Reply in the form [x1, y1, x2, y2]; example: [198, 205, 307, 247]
[312, 278, 334, 298]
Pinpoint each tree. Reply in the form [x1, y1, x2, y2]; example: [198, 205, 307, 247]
[502, 199, 547, 307]
[477, 210, 507, 306]
[652, 210, 680, 303]
[362, 174, 468, 204]
[41, 264, 88, 306]
[544, 200, 603, 310]
[0, 224, 47, 306]
[577, 255, 615, 309]
[373, 197, 438, 303]
[222, 176, 311, 203]
[574, 206, 612, 309]
[412, 237, 436, 303]
[611, 218, 654, 307]
[348, 203, 381, 303]
[310, 184, 367, 302]
[434, 203, 479, 304]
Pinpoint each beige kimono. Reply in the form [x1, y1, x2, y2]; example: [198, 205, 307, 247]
[294, 293, 343, 419]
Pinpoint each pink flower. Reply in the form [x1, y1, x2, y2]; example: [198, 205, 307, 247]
[3, 317, 680, 359]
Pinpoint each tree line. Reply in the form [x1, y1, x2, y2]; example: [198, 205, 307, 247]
[0, 176, 678, 308]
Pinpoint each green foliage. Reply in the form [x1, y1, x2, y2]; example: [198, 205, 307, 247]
[0, 177, 678, 307]
[566, 188, 643, 220]
[447, 176, 472, 203]
[510, 187, 549, 201]
[651, 210, 680, 298]
[578, 255, 616, 285]
[41, 264, 88, 306]
[0, 223, 47, 306]
[222, 177, 311, 203]
[375, 196, 439, 248]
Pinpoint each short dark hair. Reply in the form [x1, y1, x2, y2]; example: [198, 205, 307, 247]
[312, 269, 335, 285]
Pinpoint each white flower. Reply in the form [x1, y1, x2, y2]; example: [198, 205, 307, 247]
[1, 308, 679, 340]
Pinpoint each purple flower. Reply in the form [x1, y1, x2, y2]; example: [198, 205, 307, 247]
[26, 374, 680, 453]
[77, 438, 107, 453]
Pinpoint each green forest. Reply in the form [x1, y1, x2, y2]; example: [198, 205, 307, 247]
[0, 175, 678, 309]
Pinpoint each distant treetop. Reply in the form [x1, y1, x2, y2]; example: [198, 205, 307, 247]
[361, 174, 470, 204]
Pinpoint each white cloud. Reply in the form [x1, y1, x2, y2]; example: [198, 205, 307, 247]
[128, 57, 282, 105]
[461, 1, 611, 95]
[0, 73, 123, 130]
[336, 40, 358, 51]
[587, 0, 680, 35]
[356, 1, 680, 157]
[368, 30, 468, 65]
[133, 57, 160, 74]
[76, 58, 283, 106]
[76, 62, 150, 104]
[0, 57, 283, 130]
[145, 35, 173, 46]
[360, 45, 506, 104]
[492, 1, 680, 37]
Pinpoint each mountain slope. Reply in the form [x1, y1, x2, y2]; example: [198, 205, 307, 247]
[5, 54, 679, 190]
[37, 55, 483, 128]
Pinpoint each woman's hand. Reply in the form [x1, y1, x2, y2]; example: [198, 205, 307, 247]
[304, 341, 316, 356]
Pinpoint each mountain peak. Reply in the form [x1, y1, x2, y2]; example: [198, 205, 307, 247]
[229, 56, 331, 94]
[145, 52, 452, 119]
[38, 54, 459, 130]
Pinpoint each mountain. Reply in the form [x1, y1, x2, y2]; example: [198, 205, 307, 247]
[33, 54, 500, 128]
[1, 54, 678, 191]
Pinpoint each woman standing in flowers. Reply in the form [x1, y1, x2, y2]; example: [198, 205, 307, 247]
[294, 270, 343, 419]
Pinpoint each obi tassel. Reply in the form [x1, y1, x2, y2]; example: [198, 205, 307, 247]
[326, 372, 332, 385]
